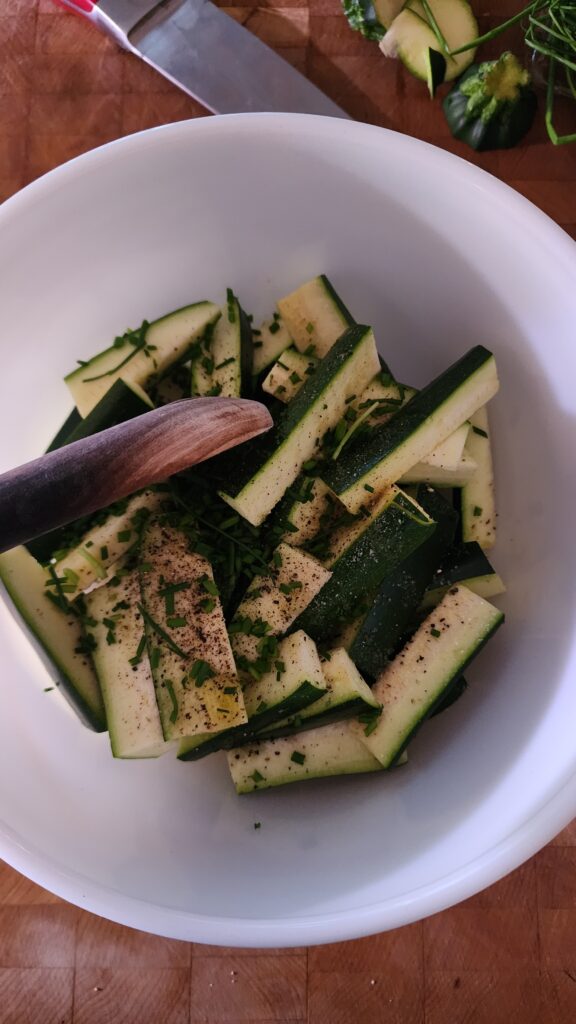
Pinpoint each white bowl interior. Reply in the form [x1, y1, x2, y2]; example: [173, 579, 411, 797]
[0, 116, 575, 945]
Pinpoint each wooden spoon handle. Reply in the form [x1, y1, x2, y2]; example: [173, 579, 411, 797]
[0, 397, 272, 553]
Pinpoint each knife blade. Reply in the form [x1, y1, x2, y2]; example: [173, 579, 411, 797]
[58, 0, 349, 118]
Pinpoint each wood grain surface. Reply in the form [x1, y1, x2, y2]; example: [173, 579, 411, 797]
[1, 1, 575, 1022]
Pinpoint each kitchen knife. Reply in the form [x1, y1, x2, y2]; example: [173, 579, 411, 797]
[58, 0, 349, 117]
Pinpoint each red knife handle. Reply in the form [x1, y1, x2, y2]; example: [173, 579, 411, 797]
[54, 0, 97, 17]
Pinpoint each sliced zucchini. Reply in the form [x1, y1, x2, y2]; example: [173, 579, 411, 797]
[262, 347, 318, 403]
[420, 420, 470, 470]
[189, 321, 216, 397]
[191, 290, 252, 398]
[178, 629, 327, 760]
[322, 346, 498, 513]
[351, 377, 416, 427]
[139, 521, 246, 740]
[54, 490, 164, 599]
[0, 546, 105, 731]
[86, 569, 172, 758]
[227, 720, 384, 793]
[295, 486, 435, 641]
[349, 485, 458, 679]
[460, 407, 496, 550]
[66, 301, 220, 417]
[400, 450, 478, 487]
[220, 324, 380, 526]
[353, 585, 504, 767]
[243, 630, 326, 723]
[229, 543, 332, 674]
[277, 275, 354, 357]
[354, 378, 469, 470]
[252, 313, 292, 376]
[277, 476, 340, 547]
[422, 540, 505, 608]
[380, 0, 478, 85]
[259, 646, 380, 740]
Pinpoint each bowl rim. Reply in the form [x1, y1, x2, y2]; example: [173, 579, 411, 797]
[1, 113, 575, 946]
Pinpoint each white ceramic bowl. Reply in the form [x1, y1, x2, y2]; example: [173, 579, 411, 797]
[1, 115, 575, 947]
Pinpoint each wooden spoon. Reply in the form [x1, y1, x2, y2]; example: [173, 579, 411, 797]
[0, 397, 272, 553]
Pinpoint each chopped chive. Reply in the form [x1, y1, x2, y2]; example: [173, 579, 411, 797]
[268, 321, 280, 335]
[129, 633, 147, 666]
[117, 530, 132, 543]
[290, 750, 305, 765]
[219, 515, 239, 530]
[345, 394, 357, 405]
[250, 770, 264, 782]
[363, 717, 379, 737]
[223, 686, 237, 695]
[276, 360, 289, 370]
[226, 287, 237, 323]
[302, 459, 316, 472]
[137, 602, 189, 658]
[364, 484, 375, 493]
[303, 344, 317, 357]
[279, 580, 302, 595]
[473, 506, 483, 517]
[100, 546, 109, 561]
[167, 616, 187, 628]
[472, 425, 488, 438]
[44, 686, 54, 692]
[254, 821, 261, 829]
[289, 371, 302, 385]
[430, 627, 441, 638]
[165, 679, 179, 723]
[150, 647, 161, 670]
[200, 575, 219, 596]
[215, 356, 236, 370]
[200, 597, 216, 613]
[189, 659, 215, 687]
[305, 322, 314, 334]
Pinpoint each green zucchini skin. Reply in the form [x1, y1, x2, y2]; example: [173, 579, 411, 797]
[177, 681, 324, 761]
[349, 487, 458, 679]
[322, 345, 496, 499]
[46, 409, 82, 453]
[429, 541, 496, 591]
[293, 490, 436, 642]
[355, 586, 504, 768]
[256, 696, 371, 741]
[221, 324, 378, 500]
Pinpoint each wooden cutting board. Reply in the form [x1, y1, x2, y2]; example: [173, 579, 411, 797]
[1, 2, 576, 1022]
